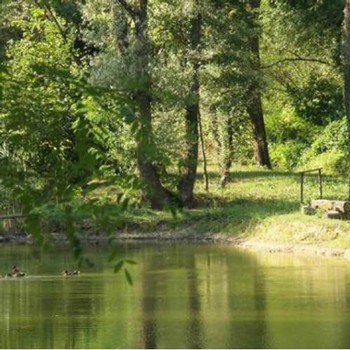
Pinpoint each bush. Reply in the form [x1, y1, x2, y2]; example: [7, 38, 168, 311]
[266, 105, 314, 170]
[286, 73, 344, 126]
[269, 141, 306, 170]
[297, 118, 347, 175]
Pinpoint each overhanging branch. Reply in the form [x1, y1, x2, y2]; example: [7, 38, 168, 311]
[116, 0, 138, 20]
[32, 0, 82, 65]
[262, 57, 332, 69]
[33, 0, 67, 43]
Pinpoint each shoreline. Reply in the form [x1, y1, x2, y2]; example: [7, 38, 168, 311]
[1, 229, 350, 260]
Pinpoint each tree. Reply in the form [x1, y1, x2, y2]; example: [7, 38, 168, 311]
[260, 0, 345, 171]
[0, 1, 29, 61]
[245, 0, 272, 169]
[0, 7, 80, 182]
[116, 0, 203, 207]
[343, 0, 350, 196]
[82, 0, 205, 208]
[201, 0, 270, 186]
[177, 0, 201, 204]
[114, 0, 177, 209]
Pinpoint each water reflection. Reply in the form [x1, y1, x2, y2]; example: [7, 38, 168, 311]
[0, 277, 104, 348]
[186, 254, 203, 349]
[1, 244, 350, 348]
[216, 249, 268, 349]
[141, 256, 158, 349]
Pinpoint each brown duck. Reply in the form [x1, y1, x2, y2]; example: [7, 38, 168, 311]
[62, 270, 80, 277]
[5, 265, 26, 278]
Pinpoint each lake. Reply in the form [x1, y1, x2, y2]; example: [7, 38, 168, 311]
[0, 242, 350, 348]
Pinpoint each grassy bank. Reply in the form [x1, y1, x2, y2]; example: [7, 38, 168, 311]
[105, 166, 350, 250]
[2, 166, 350, 252]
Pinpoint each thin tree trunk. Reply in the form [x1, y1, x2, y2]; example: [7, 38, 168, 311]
[219, 116, 234, 188]
[178, 0, 201, 206]
[246, 91, 272, 169]
[198, 110, 209, 192]
[246, 0, 272, 169]
[343, 0, 350, 199]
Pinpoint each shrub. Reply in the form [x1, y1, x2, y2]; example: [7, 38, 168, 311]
[297, 118, 347, 175]
[269, 141, 306, 170]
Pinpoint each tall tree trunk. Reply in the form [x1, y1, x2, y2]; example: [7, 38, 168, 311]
[117, 0, 174, 209]
[343, 0, 350, 199]
[198, 110, 209, 192]
[209, 107, 234, 187]
[246, 90, 272, 169]
[219, 116, 235, 188]
[246, 0, 272, 169]
[178, 0, 201, 206]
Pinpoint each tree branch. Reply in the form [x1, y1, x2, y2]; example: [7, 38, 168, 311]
[32, 0, 82, 65]
[116, 0, 138, 20]
[262, 50, 332, 69]
[261, 56, 332, 69]
[33, 0, 67, 43]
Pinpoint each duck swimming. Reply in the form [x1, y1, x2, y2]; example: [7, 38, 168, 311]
[62, 270, 80, 277]
[12, 265, 26, 277]
[5, 265, 26, 278]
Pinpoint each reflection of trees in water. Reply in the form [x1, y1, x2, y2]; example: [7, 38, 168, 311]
[141, 292, 157, 348]
[186, 254, 203, 349]
[340, 269, 350, 349]
[0, 245, 113, 348]
[0, 281, 27, 348]
[0, 277, 104, 348]
[6, 244, 350, 348]
[252, 265, 268, 346]
[57, 279, 104, 348]
[139, 244, 204, 349]
[140, 249, 158, 349]
[226, 251, 268, 348]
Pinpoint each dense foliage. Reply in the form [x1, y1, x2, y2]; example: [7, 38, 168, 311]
[1, 0, 350, 252]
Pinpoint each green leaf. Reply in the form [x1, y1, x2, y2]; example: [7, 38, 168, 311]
[125, 259, 137, 265]
[124, 268, 133, 286]
[108, 248, 119, 262]
[114, 260, 124, 273]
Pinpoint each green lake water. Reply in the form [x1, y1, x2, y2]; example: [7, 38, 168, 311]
[1, 242, 350, 348]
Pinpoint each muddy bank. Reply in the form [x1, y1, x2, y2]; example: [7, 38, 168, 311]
[235, 238, 350, 259]
[1, 229, 350, 261]
[0, 230, 236, 245]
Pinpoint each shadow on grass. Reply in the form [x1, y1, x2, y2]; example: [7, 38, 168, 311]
[198, 168, 348, 182]
[109, 168, 350, 236]
[114, 196, 300, 236]
[230, 170, 296, 179]
[196, 169, 297, 182]
[176, 196, 300, 234]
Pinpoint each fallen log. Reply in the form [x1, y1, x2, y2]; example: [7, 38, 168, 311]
[326, 210, 343, 219]
[310, 199, 350, 213]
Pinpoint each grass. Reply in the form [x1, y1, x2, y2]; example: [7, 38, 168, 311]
[253, 213, 350, 248]
[3, 164, 350, 251]
[106, 165, 350, 250]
